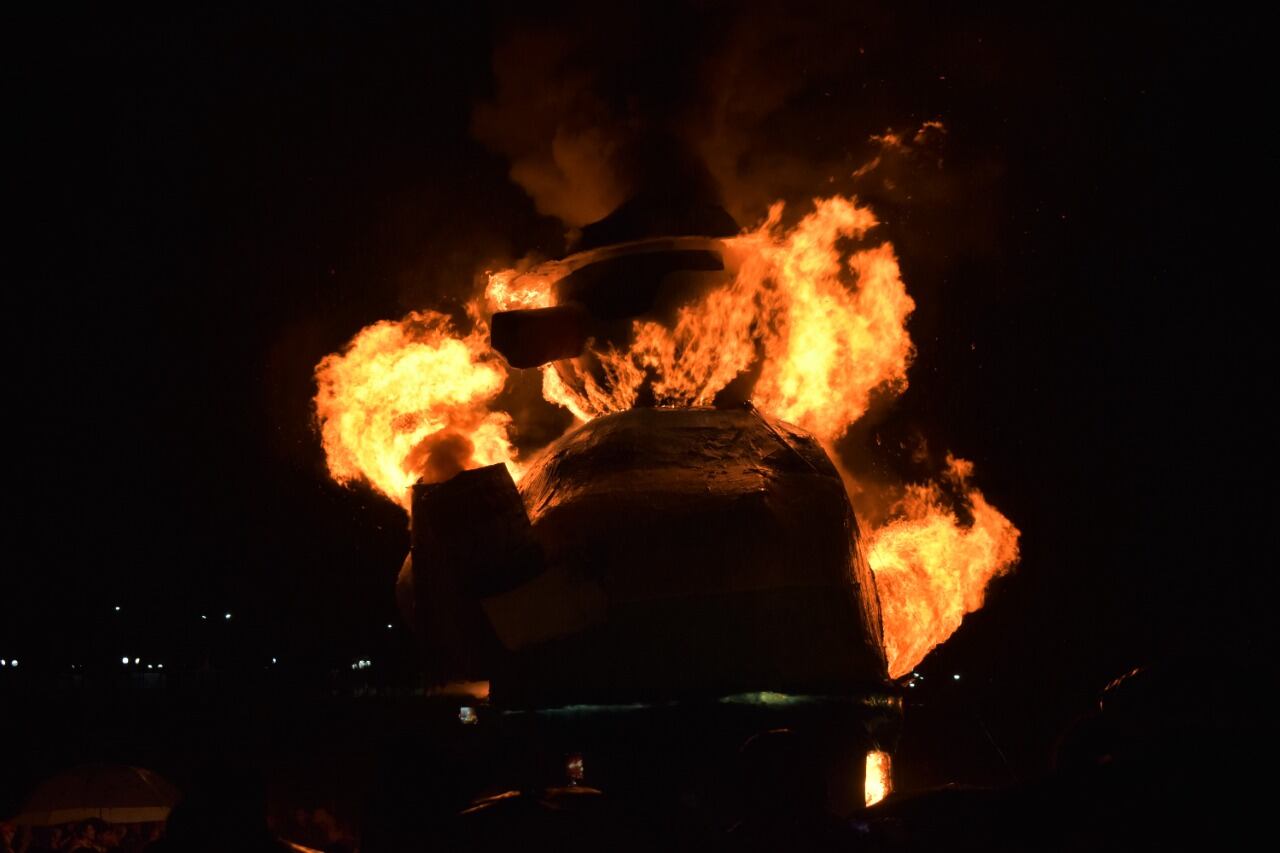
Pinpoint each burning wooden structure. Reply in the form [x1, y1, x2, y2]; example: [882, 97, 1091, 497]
[395, 198, 902, 814]
[398, 405, 901, 813]
[399, 405, 891, 707]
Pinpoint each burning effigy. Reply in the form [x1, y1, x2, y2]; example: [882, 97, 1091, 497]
[312, 183, 1019, 812]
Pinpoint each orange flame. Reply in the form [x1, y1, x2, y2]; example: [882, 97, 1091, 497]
[313, 310, 515, 509]
[484, 267, 554, 312]
[866, 455, 1021, 678]
[315, 191, 1020, 678]
[534, 197, 914, 441]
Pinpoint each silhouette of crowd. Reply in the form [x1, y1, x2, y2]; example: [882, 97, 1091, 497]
[1, 820, 162, 853]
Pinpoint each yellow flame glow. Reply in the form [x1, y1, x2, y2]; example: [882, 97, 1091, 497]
[865, 750, 892, 807]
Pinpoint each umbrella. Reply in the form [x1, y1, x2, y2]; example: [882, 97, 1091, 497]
[11, 764, 180, 826]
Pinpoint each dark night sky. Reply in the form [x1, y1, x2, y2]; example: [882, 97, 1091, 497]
[6, 3, 1257, 776]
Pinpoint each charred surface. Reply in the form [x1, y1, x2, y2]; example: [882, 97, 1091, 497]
[503, 406, 885, 707]
[490, 304, 590, 368]
[402, 465, 544, 684]
[553, 248, 725, 321]
[489, 246, 730, 370]
[400, 406, 893, 735]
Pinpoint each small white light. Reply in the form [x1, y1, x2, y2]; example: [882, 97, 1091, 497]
[271, 657, 277, 664]
[157, 664, 163, 669]
[10, 660, 16, 667]
[1, 660, 7, 667]
[147, 664, 153, 670]
[114, 606, 121, 612]
[134, 657, 140, 665]
[953, 674, 961, 681]
[201, 615, 207, 621]
[122, 657, 129, 665]
[458, 706, 477, 725]
[224, 613, 232, 620]
[386, 624, 393, 630]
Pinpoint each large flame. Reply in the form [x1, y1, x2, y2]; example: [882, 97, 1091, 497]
[314, 192, 1020, 676]
[537, 197, 914, 442]
[866, 456, 1021, 678]
[313, 310, 515, 509]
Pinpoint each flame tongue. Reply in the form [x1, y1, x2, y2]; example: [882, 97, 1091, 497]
[313, 310, 515, 509]
[748, 200, 914, 442]
[866, 456, 1021, 677]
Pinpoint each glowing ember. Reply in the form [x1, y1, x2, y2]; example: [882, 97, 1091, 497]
[864, 749, 892, 807]
[565, 754, 585, 785]
[485, 267, 554, 312]
[866, 455, 1021, 678]
[313, 310, 516, 509]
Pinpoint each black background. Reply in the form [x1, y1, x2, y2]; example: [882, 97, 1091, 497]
[6, 1, 1257, 788]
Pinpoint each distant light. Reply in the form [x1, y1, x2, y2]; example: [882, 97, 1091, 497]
[157, 664, 164, 669]
[386, 623, 393, 630]
[10, 660, 16, 668]
[122, 657, 129, 665]
[114, 606, 121, 612]
[458, 706, 478, 725]
[565, 754, 585, 785]
[953, 674, 961, 681]
[1, 660, 6, 667]
[271, 657, 277, 664]
[147, 664, 153, 670]
[224, 613, 232, 620]
[201, 615, 207, 621]
[134, 657, 140, 664]
[718, 691, 797, 706]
